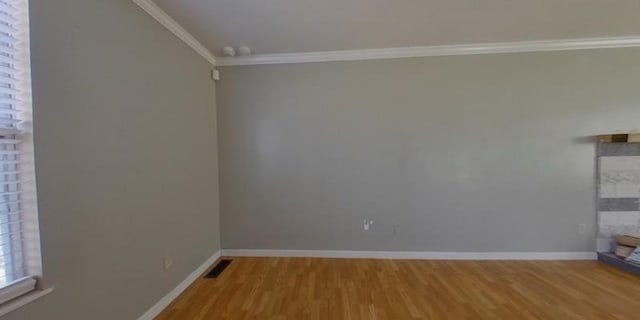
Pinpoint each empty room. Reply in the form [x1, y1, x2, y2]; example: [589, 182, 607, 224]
[1, 0, 640, 319]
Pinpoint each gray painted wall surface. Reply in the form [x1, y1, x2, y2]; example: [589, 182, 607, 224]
[4, 0, 220, 319]
[218, 48, 640, 252]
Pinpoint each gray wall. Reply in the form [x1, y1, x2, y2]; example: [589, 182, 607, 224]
[218, 48, 640, 252]
[4, 0, 220, 319]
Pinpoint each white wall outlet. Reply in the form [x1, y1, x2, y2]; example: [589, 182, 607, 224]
[163, 253, 174, 271]
[578, 223, 587, 235]
[363, 219, 374, 231]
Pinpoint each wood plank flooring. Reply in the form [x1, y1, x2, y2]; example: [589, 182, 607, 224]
[156, 257, 640, 319]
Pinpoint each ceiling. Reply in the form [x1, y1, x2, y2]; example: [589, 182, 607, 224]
[153, 0, 640, 55]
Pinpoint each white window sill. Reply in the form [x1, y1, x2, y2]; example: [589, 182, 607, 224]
[0, 287, 54, 317]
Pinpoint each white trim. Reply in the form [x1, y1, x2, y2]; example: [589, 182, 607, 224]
[0, 278, 37, 305]
[15, 0, 43, 282]
[216, 37, 640, 66]
[132, 0, 216, 65]
[130, 1, 640, 67]
[0, 287, 54, 317]
[138, 251, 221, 320]
[222, 249, 597, 261]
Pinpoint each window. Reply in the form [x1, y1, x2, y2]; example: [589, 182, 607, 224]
[0, 0, 42, 305]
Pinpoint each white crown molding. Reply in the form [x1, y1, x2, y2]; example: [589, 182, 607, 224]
[132, 0, 216, 65]
[216, 36, 640, 66]
[221, 249, 597, 261]
[131, 1, 640, 67]
[138, 251, 221, 320]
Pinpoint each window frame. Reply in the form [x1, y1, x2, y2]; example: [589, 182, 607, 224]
[0, 0, 49, 315]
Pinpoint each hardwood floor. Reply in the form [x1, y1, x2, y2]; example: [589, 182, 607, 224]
[156, 257, 640, 320]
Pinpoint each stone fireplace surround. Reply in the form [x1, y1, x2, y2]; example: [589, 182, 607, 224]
[597, 134, 640, 252]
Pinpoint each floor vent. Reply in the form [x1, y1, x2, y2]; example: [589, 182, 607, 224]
[204, 259, 232, 278]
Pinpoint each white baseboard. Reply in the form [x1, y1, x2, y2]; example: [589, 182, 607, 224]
[138, 251, 221, 320]
[222, 249, 597, 261]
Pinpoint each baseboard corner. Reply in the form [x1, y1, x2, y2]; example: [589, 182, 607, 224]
[138, 250, 221, 320]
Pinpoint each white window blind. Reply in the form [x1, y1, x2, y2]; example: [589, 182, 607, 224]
[0, 0, 42, 305]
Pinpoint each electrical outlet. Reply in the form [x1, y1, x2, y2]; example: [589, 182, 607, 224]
[363, 219, 374, 231]
[163, 253, 174, 271]
[211, 69, 220, 81]
[578, 223, 587, 235]
[393, 224, 400, 235]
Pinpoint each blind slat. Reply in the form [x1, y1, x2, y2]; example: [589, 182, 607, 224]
[0, 255, 22, 268]
[0, 34, 17, 45]
[0, 97, 19, 105]
[0, 118, 19, 125]
[0, 56, 16, 65]
[0, 86, 17, 94]
[0, 65, 16, 74]
[0, 2, 18, 13]
[0, 24, 17, 35]
[0, 46, 17, 54]
[0, 12, 17, 24]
